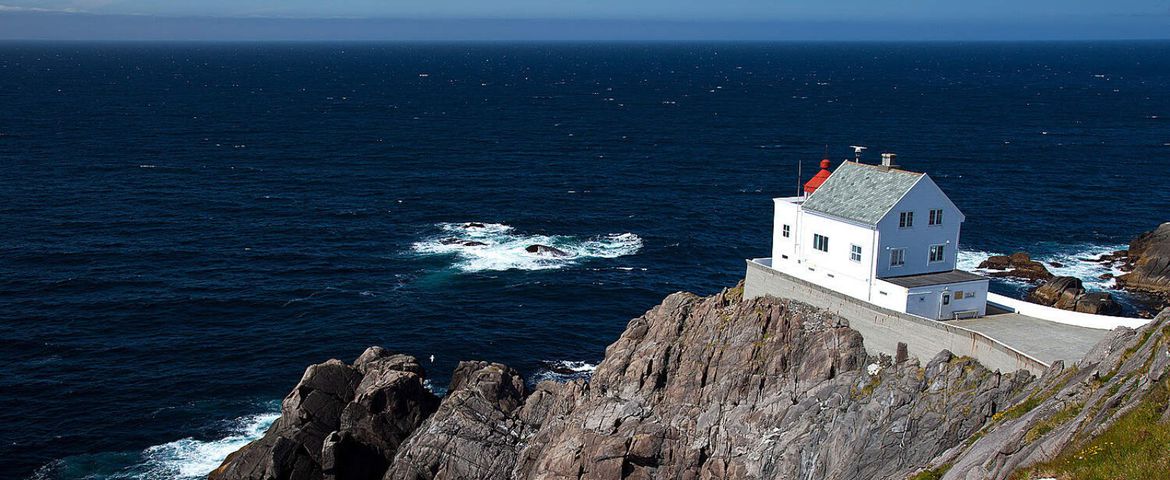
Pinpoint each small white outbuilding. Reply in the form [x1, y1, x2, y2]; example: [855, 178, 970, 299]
[759, 153, 988, 320]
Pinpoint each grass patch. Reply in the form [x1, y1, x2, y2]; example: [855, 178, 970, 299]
[1022, 402, 1082, 443]
[1012, 376, 1170, 480]
[908, 463, 951, 480]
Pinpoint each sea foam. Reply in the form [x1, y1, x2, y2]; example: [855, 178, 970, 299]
[116, 410, 278, 479]
[958, 244, 1127, 290]
[411, 223, 642, 272]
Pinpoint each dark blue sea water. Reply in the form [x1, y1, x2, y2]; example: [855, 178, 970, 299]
[2, 42, 1169, 479]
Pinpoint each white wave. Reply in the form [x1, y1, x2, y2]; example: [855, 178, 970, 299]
[115, 410, 280, 479]
[412, 223, 642, 272]
[958, 244, 1127, 290]
[533, 360, 598, 384]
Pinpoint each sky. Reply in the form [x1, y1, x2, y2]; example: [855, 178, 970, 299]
[0, 0, 1168, 40]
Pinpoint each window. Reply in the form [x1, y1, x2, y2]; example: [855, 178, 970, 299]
[942, 293, 951, 306]
[782, 224, 791, 238]
[955, 291, 965, 300]
[890, 248, 906, 267]
[929, 244, 946, 263]
[813, 234, 829, 252]
[929, 209, 943, 226]
[899, 211, 914, 228]
[850, 244, 862, 262]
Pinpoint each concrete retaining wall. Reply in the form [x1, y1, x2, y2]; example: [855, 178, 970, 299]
[745, 259, 1048, 375]
[987, 293, 1149, 330]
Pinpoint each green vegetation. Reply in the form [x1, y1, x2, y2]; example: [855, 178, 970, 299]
[1022, 402, 1081, 443]
[908, 463, 951, 480]
[1013, 377, 1170, 480]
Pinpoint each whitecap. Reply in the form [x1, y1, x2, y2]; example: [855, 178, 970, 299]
[532, 360, 598, 384]
[65, 409, 282, 480]
[959, 244, 1127, 290]
[411, 223, 642, 272]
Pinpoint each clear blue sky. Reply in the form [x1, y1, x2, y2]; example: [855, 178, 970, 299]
[1, 0, 1168, 40]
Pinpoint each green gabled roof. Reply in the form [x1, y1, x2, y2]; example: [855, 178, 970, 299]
[801, 161, 923, 226]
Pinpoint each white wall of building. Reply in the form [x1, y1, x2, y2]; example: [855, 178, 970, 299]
[771, 203, 879, 302]
[874, 175, 964, 279]
[869, 281, 909, 311]
[770, 197, 802, 262]
[901, 279, 988, 320]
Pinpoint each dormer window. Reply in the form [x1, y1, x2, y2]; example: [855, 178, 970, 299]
[929, 209, 943, 226]
[899, 211, 914, 228]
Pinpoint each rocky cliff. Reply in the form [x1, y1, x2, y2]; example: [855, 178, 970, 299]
[1118, 222, 1170, 300]
[212, 285, 1170, 480]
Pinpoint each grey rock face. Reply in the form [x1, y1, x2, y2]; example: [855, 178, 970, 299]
[213, 285, 1170, 480]
[930, 309, 1170, 480]
[506, 287, 1032, 480]
[383, 361, 527, 480]
[210, 350, 438, 480]
[1118, 222, 1170, 297]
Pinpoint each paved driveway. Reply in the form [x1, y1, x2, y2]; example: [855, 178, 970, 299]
[950, 313, 1113, 365]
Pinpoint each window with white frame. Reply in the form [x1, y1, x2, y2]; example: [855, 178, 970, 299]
[929, 209, 943, 225]
[890, 248, 906, 267]
[813, 234, 829, 252]
[850, 244, 862, 262]
[929, 244, 946, 263]
[899, 211, 914, 228]
[782, 224, 790, 238]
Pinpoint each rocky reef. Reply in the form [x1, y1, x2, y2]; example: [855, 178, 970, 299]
[977, 252, 1053, 282]
[212, 285, 1170, 480]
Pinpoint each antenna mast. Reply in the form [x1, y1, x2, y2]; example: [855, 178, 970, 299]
[850, 145, 867, 162]
[796, 156, 803, 196]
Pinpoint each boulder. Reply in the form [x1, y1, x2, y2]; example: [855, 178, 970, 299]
[524, 244, 568, 257]
[463, 223, 486, 229]
[1074, 292, 1122, 316]
[1028, 276, 1085, 309]
[1117, 222, 1170, 298]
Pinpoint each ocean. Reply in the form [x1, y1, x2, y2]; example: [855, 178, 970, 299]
[1, 41, 1168, 479]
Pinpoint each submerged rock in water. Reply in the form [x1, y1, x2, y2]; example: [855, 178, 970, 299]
[524, 244, 568, 257]
[462, 223, 487, 229]
[979, 252, 1053, 282]
[438, 238, 487, 247]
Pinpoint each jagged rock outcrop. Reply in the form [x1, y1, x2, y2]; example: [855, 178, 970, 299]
[383, 361, 527, 479]
[921, 308, 1170, 480]
[213, 286, 1170, 480]
[978, 252, 1053, 282]
[507, 288, 1033, 480]
[1028, 276, 1122, 315]
[210, 349, 439, 480]
[1117, 222, 1170, 298]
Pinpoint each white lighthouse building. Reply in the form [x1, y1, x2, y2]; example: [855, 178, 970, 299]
[750, 153, 989, 320]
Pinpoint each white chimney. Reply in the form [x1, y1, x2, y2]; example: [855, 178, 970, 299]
[881, 153, 898, 168]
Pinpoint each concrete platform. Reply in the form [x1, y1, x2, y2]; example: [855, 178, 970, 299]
[949, 313, 1112, 365]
